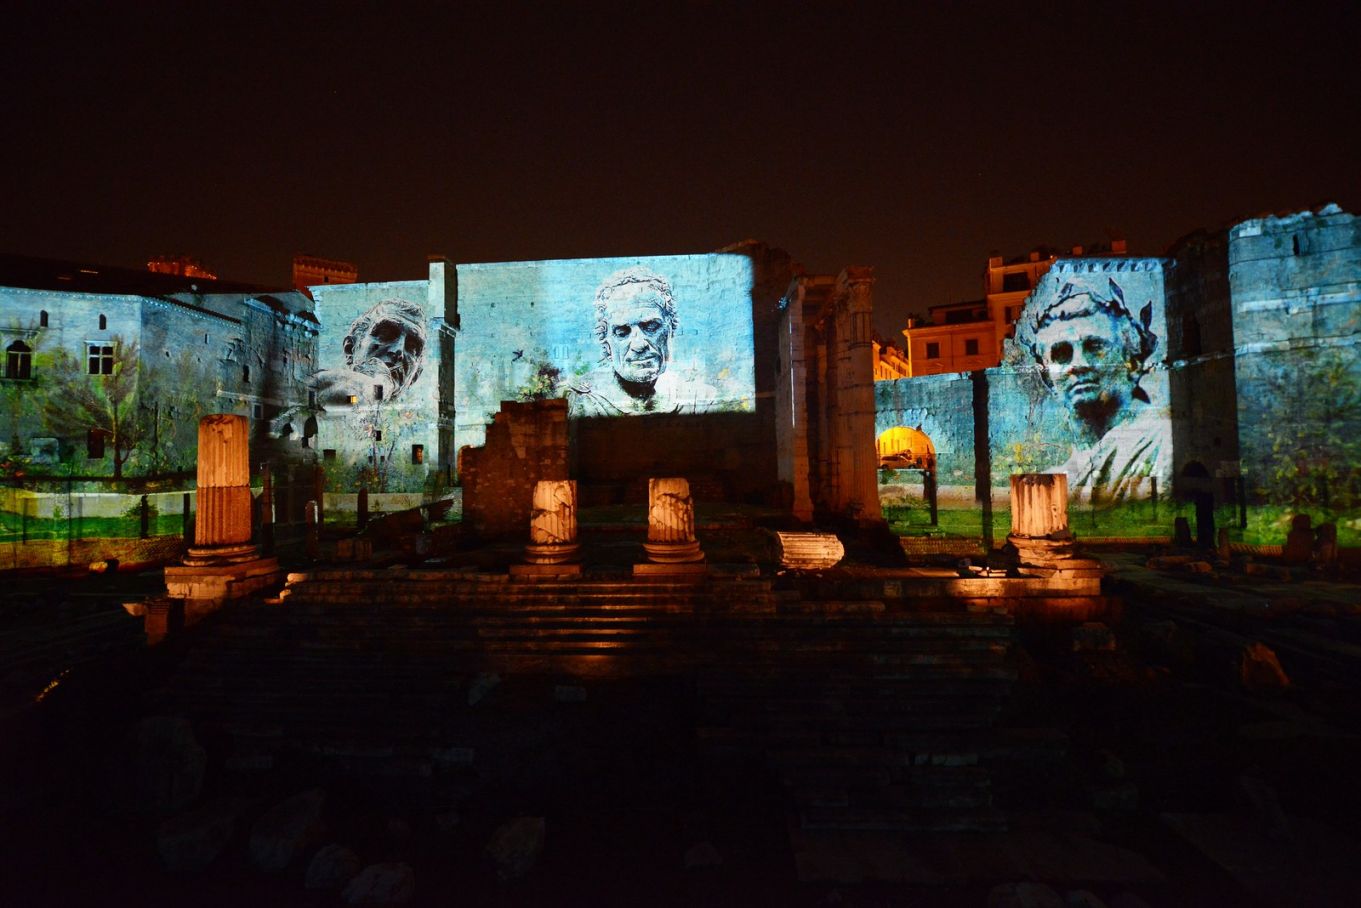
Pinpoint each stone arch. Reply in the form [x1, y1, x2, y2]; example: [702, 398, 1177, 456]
[876, 426, 936, 470]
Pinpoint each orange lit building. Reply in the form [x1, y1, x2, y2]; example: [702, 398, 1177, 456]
[146, 254, 217, 280]
[292, 254, 358, 291]
[897, 239, 1127, 376]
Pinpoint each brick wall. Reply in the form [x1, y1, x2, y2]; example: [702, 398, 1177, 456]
[459, 398, 568, 539]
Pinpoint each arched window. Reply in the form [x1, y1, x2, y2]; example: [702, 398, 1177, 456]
[98, 313, 107, 330]
[5, 340, 33, 380]
[39, 310, 48, 327]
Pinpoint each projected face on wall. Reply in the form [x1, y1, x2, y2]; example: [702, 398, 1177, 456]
[311, 298, 427, 408]
[1022, 277, 1171, 503]
[452, 253, 756, 451]
[568, 266, 716, 417]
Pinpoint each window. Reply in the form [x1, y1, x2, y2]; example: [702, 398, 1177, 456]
[5, 341, 32, 380]
[252, 403, 263, 420]
[374, 430, 382, 442]
[323, 449, 337, 461]
[1001, 272, 1030, 293]
[87, 344, 114, 375]
[98, 314, 107, 330]
[242, 365, 251, 383]
[964, 339, 979, 356]
[411, 444, 424, 465]
[346, 394, 358, 405]
[373, 384, 384, 401]
[925, 342, 940, 360]
[39, 310, 48, 327]
[87, 428, 106, 459]
[308, 390, 317, 408]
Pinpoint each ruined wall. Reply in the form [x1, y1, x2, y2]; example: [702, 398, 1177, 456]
[459, 398, 569, 539]
[1229, 205, 1361, 535]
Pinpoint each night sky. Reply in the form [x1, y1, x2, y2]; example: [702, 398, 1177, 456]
[3, 1, 1357, 339]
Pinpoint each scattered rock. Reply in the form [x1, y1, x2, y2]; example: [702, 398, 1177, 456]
[467, 672, 501, 706]
[683, 841, 723, 869]
[1108, 893, 1153, 908]
[249, 788, 327, 872]
[487, 816, 546, 881]
[1072, 622, 1117, 653]
[1240, 642, 1290, 692]
[112, 716, 206, 814]
[342, 861, 415, 906]
[385, 817, 412, 842]
[434, 746, 475, 770]
[553, 684, 587, 703]
[157, 799, 242, 873]
[988, 881, 1064, 908]
[1097, 749, 1126, 779]
[306, 843, 362, 891]
[1066, 891, 1108, 908]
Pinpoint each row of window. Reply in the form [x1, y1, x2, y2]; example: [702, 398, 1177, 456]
[921, 339, 981, 360]
[320, 445, 425, 465]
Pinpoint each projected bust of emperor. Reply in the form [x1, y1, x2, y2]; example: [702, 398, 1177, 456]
[567, 267, 711, 417]
[1025, 278, 1172, 504]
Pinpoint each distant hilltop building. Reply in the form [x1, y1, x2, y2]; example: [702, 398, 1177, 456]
[292, 254, 358, 291]
[146, 254, 217, 280]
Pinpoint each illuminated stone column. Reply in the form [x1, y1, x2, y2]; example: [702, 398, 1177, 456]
[185, 414, 257, 565]
[1009, 472, 1069, 539]
[1005, 472, 1102, 590]
[162, 414, 282, 634]
[643, 477, 703, 564]
[837, 266, 882, 523]
[524, 480, 580, 565]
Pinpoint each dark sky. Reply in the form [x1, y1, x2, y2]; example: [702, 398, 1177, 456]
[3, 1, 1358, 339]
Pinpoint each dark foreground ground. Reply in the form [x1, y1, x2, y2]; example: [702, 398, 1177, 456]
[3, 551, 1361, 907]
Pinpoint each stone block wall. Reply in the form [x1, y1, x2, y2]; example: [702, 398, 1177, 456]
[459, 398, 569, 539]
[1228, 205, 1361, 518]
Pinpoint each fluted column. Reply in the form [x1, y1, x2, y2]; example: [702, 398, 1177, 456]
[1009, 473, 1069, 539]
[184, 414, 258, 565]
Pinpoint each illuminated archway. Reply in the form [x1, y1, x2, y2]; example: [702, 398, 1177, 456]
[876, 426, 935, 470]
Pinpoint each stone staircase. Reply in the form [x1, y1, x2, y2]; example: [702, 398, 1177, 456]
[150, 568, 1015, 832]
[695, 595, 1015, 832]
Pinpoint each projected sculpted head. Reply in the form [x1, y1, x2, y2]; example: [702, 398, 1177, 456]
[1023, 277, 1170, 504]
[343, 299, 427, 398]
[566, 266, 700, 417]
[593, 267, 678, 388]
[1027, 279, 1156, 441]
[309, 298, 427, 410]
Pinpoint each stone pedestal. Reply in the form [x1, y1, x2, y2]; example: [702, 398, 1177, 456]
[1005, 473, 1104, 590]
[772, 531, 845, 570]
[162, 415, 281, 632]
[636, 477, 705, 576]
[513, 480, 581, 578]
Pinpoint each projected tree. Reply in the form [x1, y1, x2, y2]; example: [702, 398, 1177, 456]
[1259, 347, 1361, 516]
[42, 337, 149, 480]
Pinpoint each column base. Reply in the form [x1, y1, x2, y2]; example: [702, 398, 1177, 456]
[523, 542, 581, 565]
[165, 554, 283, 602]
[643, 540, 704, 564]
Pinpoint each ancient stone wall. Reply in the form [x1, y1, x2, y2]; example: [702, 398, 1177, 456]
[1164, 229, 1240, 496]
[459, 398, 569, 539]
[1228, 205, 1361, 526]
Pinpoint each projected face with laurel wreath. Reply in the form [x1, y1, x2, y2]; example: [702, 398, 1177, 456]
[1023, 278, 1172, 504]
